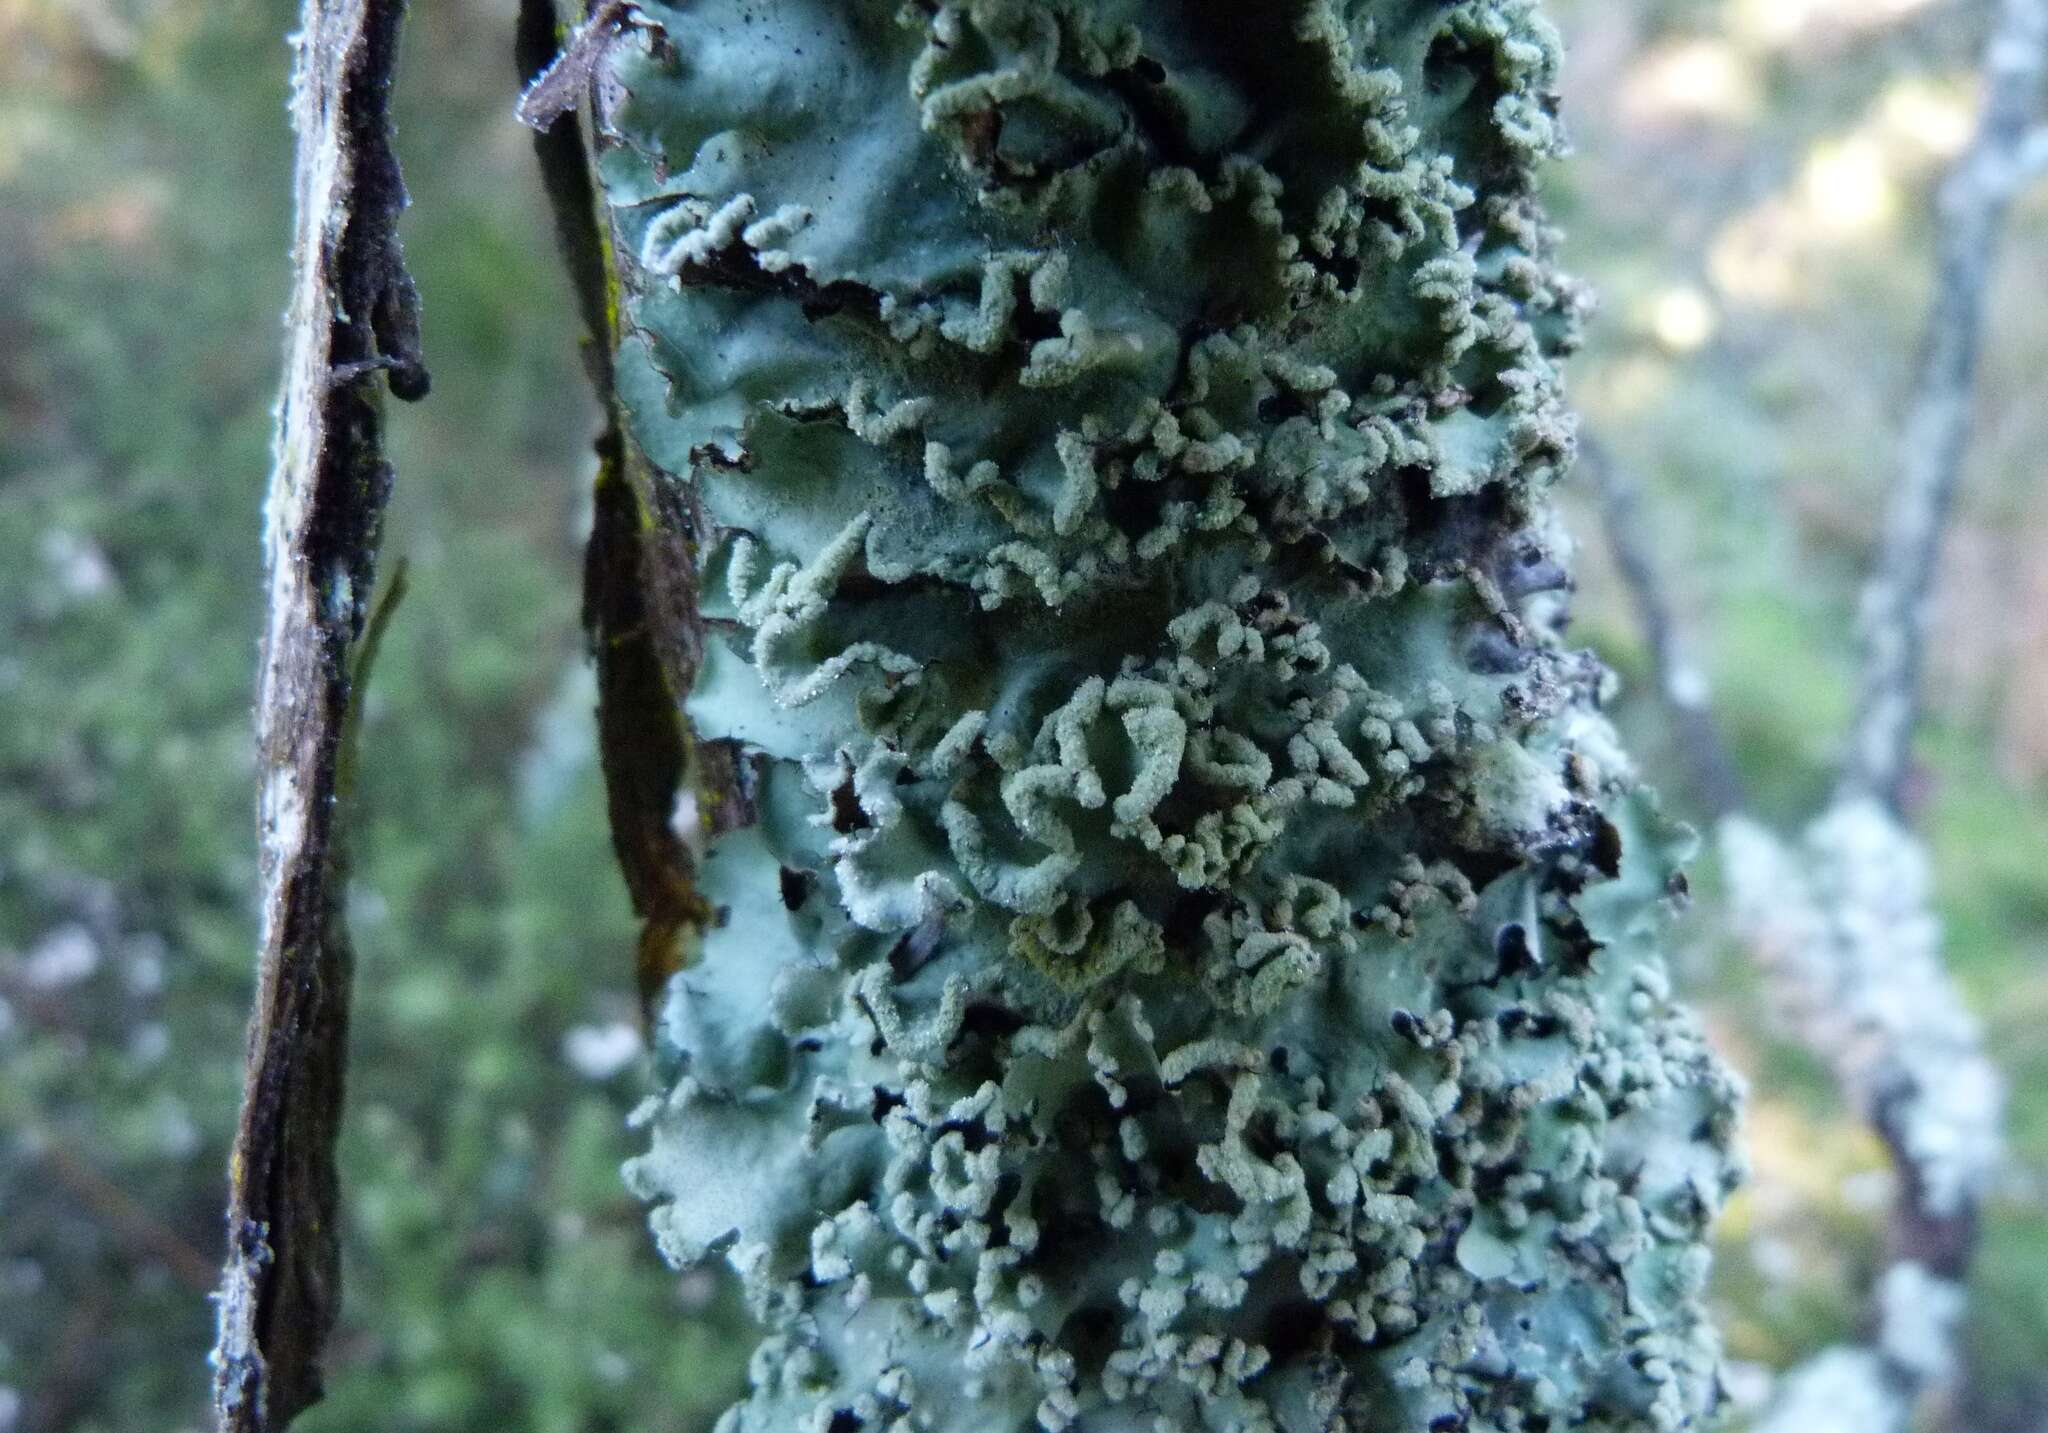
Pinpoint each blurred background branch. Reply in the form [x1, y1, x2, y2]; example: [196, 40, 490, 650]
[1584, 436, 1748, 820]
[1840, 0, 2048, 811]
[1593, 0, 2044, 1426]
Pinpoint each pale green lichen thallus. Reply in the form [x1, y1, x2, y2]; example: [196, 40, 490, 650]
[592, 2, 1744, 1428]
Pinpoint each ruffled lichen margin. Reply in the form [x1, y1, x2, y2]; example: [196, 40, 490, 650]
[567, 1, 1744, 1427]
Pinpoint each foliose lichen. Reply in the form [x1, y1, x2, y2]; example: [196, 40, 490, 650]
[586, 2, 1743, 1427]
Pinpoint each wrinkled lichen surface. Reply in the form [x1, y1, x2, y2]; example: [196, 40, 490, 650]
[590, 2, 1743, 1427]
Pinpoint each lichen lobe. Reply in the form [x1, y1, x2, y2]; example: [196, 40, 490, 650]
[597, 2, 1743, 1429]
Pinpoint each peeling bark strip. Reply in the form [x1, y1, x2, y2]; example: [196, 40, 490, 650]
[211, 0, 423, 1427]
[577, 3, 1742, 1428]
[516, 0, 721, 1015]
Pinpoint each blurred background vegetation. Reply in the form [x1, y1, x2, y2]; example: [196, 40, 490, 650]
[0, 0, 2042, 1428]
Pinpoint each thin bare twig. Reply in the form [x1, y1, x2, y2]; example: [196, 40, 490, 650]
[36, 1134, 220, 1294]
[209, 0, 424, 1427]
[1581, 435, 1747, 820]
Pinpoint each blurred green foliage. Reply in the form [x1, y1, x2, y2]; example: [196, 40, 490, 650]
[1, 0, 2044, 1429]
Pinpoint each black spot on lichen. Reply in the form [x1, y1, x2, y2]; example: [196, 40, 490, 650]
[1590, 814, 1624, 880]
[1494, 920, 1537, 972]
[958, 1001, 1026, 1041]
[828, 777, 869, 834]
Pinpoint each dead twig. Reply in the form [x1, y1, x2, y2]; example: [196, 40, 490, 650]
[209, 0, 424, 1427]
[1581, 435, 1747, 820]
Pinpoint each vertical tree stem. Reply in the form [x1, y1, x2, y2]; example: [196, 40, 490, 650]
[211, 0, 423, 1426]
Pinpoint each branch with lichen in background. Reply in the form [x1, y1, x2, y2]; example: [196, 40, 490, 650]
[1594, 0, 2044, 1425]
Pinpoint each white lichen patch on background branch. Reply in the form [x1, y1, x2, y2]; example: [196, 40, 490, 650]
[1721, 796, 2005, 1433]
[2018, 123, 2048, 175]
[1724, 804, 2001, 1433]
[1723, 806, 2000, 1229]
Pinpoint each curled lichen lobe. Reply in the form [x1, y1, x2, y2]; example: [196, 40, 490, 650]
[597, 1, 1741, 1428]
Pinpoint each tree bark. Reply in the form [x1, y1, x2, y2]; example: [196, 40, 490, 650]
[212, 0, 422, 1426]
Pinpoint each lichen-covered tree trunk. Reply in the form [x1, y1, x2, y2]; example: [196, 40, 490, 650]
[568, 2, 1742, 1427]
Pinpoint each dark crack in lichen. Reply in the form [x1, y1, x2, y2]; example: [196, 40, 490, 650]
[590, 2, 1743, 1428]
